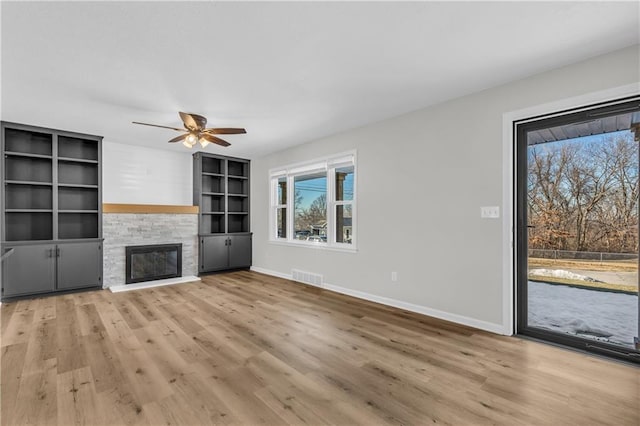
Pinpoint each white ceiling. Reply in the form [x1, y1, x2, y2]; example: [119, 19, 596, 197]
[2, 1, 638, 159]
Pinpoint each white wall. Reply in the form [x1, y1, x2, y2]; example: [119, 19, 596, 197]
[251, 45, 640, 333]
[102, 141, 192, 205]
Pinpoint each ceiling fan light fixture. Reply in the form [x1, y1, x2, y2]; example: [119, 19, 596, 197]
[132, 112, 245, 148]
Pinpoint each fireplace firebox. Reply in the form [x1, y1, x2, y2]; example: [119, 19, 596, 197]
[125, 243, 182, 284]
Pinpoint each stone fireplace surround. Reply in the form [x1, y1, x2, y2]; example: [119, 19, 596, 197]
[102, 204, 199, 289]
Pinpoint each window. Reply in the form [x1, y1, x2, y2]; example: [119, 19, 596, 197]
[275, 176, 287, 238]
[270, 152, 356, 249]
[334, 165, 354, 243]
[294, 172, 327, 241]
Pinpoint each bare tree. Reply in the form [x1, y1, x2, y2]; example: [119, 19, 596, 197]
[527, 132, 638, 253]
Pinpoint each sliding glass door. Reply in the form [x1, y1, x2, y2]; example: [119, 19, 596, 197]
[516, 97, 640, 363]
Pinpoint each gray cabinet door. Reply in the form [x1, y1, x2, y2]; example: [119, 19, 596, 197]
[2, 244, 55, 297]
[57, 242, 102, 290]
[228, 234, 252, 269]
[201, 235, 229, 272]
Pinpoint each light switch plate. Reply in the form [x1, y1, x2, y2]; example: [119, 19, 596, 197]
[481, 206, 500, 218]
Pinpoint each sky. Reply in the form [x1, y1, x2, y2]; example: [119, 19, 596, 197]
[294, 172, 354, 211]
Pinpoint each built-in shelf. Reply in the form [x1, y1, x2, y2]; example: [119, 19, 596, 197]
[5, 156, 52, 183]
[194, 153, 250, 234]
[227, 176, 248, 196]
[5, 151, 52, 160]
[59, 210, 99, 214]
[58, 212, 99, 239]
[5, 211, 53, 241]
[59, 186, 98, 211]
[5, 180, 53, 186]
[58, 183, 99, 189]
[4, 127, 52, 156]
[58, 160, 98, 186]
[194, 153, 251, 272]
[2, 122, 102, 243]
[227, 160, 249, 178]
[1, 122, 103, 300]
[58, 135, 99, 161]
[57, 156, 99, 164]
[6, 184, 52, 210]
[5, 209, 53, 213]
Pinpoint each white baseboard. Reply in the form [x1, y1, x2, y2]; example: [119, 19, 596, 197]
[251, 266, 291, 280]
[250, 266, 506, 335]
[109, 276, 201, 293]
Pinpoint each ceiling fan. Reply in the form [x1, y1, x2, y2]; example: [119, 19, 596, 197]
[132, 112, 246, 148]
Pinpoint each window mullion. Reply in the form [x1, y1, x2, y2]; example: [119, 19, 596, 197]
[327, 167, 335, 245]
[270, 178, 277, 240]
[287, 175, 294, 242]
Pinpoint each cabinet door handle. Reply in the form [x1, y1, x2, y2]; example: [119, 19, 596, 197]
[228, 238, 232, 246]
[56, 247, 60, 257]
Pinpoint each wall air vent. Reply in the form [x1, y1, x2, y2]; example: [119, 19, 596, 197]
[291, 269, 323, 287]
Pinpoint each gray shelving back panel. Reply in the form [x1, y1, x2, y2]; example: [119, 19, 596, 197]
[58, 136, 99, 160]
[5, 212, 53, 241]
[6, 157, 52, 182]
[4, 128, 52, 155]
[58, 161, 99, 186]
[58, 213, 98, 239]
[6, 185, 52, 209]
[59, 187, 98, 210]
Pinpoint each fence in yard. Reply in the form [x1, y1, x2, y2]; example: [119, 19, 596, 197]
[529, 249, 638, 262]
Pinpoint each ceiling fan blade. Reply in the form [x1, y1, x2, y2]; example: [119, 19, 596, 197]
[201, 133, 231, 147]
[203, 128, 247, 135]
[168, 133, 189, 143]
[132, 121, 184, 131]
[179, 112, 207, 131]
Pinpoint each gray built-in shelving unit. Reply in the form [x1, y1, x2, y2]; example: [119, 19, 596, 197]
[193, 152, 251, 273]
[1, 122, 103, 299]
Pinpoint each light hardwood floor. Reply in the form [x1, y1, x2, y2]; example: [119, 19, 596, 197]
[1, 271, 638, 425]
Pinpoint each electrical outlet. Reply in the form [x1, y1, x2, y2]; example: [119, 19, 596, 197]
[391, 271, 398, 282]
[480, 206, 500, 219]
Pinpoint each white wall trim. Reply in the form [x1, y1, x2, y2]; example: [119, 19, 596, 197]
[251, 266, 506, 335]
[250, 266, 292, 280]
[501, 82, 640, 337]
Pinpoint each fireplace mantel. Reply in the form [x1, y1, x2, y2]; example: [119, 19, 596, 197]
[103, 203, 198, 214]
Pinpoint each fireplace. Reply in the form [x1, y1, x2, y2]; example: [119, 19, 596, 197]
[125, 243, 182, 284]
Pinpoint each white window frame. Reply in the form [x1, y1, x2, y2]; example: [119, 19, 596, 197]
[269, 151, 357, 251]
[272, 173, 287, 239]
